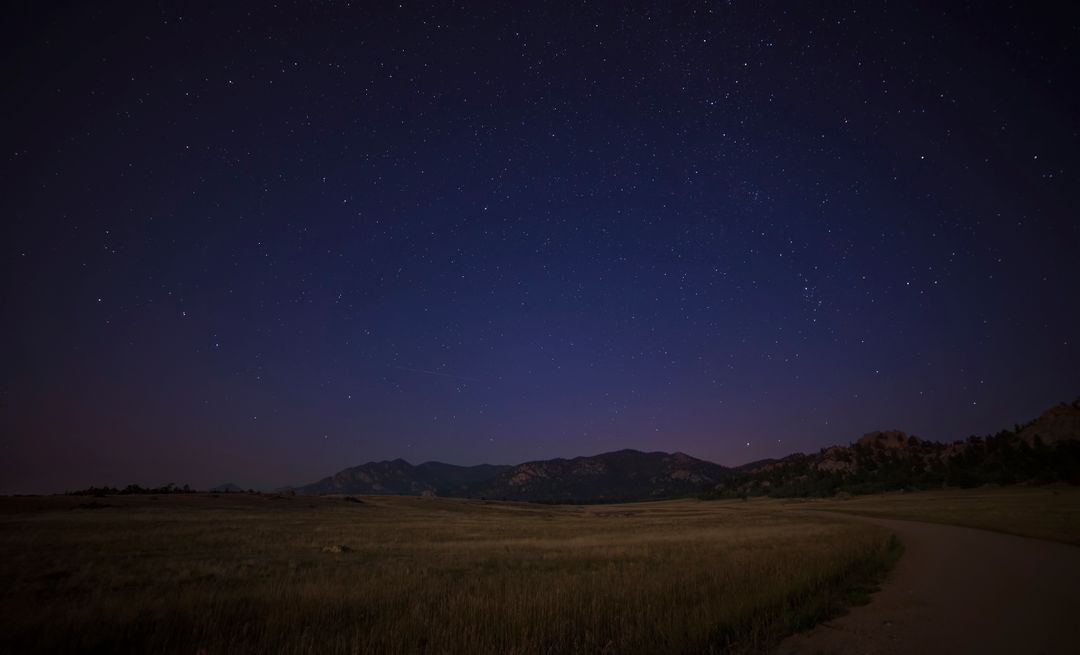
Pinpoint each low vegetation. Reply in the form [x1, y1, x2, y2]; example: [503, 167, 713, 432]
[0, 495, 898, 654]
[64, 484, 197, 496]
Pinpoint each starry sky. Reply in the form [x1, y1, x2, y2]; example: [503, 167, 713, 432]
[3, 2, 1078, 493]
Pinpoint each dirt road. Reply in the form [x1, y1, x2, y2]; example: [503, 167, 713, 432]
[776, 513, 1080, 655]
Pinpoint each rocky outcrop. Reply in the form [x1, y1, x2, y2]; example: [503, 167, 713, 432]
[715, 399, 1080, 497]
[1018, 399, 1080, 445]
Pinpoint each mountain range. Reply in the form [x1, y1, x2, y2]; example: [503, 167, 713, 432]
[291, 449, 728, 502]
[290, 398, 1080, 502]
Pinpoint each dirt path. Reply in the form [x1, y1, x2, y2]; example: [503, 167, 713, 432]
[776, 512, 1080, 655]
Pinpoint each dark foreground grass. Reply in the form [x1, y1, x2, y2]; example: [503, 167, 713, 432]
[0, 495, 898, 654]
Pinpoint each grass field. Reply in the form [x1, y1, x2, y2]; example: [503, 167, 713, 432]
[802, 485, 1080, 546]
[0, 494, 898, 655]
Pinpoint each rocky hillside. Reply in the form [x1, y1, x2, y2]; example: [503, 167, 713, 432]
[1018, 399, 1080, 445]
[713, 399, 1080, 498]
[469, 449, 729, 502]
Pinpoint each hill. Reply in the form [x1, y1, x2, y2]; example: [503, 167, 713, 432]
[469, 449, 729, 502]
[1018, 398, 1080, 445]
[713, 399, 1080, 498]
[293, 449, 728, 502]
[293, 398, 1080, 502]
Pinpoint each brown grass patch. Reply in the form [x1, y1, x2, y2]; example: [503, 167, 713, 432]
[0, 495, 898, 654]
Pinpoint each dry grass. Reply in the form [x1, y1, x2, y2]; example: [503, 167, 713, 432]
[794, 485, 1080, 546]
[0, 494, 898, 654]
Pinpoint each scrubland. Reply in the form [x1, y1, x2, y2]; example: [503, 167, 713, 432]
[0, 494, 898, 654]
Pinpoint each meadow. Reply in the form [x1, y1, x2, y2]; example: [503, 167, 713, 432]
[805, 484, 1080, 545]
[0, 494, 898, 655]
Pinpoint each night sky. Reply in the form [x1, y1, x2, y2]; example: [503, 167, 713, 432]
[3, 2, 1078, 494]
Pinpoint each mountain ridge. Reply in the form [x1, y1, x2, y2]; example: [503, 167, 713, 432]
[291, 398, 1080, 501]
